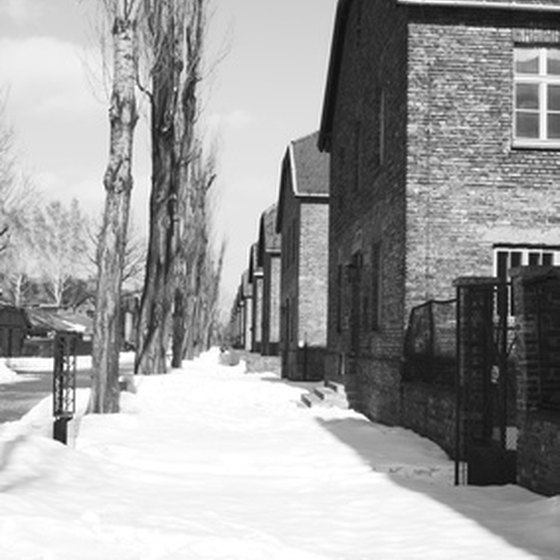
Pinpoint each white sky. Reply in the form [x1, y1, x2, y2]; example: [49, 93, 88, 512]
[0, 0, 338, 309]
[1, 351, 559, 559]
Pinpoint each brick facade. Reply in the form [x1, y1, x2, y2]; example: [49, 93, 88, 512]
[512, 267, 560, 496]
[258, 205, 282, 357]
[321, 0, 409, 423]
[249, 243, 263, 353]
[277, 132, 330, 381]
[320, 0, 560, 427]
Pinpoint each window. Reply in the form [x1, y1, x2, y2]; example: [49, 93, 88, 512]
[355, 0, 363, 49]
[494, 244, 560, 281]
[378, 88, 386, 165]
[370, 242, 381, 331]
[336, 263, 344, 333]
[353, 120, 362, 190]
[514, 47, 560, 145]
[291, 219, 298, 263]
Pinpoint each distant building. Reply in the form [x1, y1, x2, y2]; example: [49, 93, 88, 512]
[241, 270, 253, 351]
[257, 205, 282, 356]
[0, 302, 28, 357]
[276, 131, 330, 381]
[229, 271, 252, 350]
[248, 243, 263, 353]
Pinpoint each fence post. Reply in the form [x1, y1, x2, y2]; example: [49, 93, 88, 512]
[453, 277, 496, 485]
[53, 332, 77, 445]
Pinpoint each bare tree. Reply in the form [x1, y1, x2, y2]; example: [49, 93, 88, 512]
[90, 0, 140, 413]
[30, 199, 89, 306]
[171, 139, 224, 365]
[0, 92, 43, 302]
[0, 91, 17, 253]
[89, 214, 147, 292]
[134, 0, 210, 374]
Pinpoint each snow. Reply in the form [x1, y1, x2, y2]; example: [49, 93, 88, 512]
[0, 348, 558, 560]
[5, 352, 136, 374]
[0, 359, 21, 384]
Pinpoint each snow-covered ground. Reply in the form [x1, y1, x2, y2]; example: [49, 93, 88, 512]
[0, 349, 558, 560]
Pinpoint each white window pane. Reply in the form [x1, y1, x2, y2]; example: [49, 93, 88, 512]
[516, 112, 540, 138]
[515, 48, 540, 74]
[547, 113, 560, 139]
[516, 83, 539, 110]
[547, 48, 560, 76]
[548, 85, 560, 111]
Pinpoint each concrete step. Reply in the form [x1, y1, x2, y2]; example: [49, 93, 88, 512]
[300, 391, 322, 408]
[324, 380, 345, 394]
[300, 381, 348, 409]
[313, 386, 336, 400]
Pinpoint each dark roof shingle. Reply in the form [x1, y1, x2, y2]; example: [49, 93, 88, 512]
[291, 131, 330, 196]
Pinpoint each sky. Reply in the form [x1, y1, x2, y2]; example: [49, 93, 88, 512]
[0, 0, 338, 311]
[1, 350, 559, 559]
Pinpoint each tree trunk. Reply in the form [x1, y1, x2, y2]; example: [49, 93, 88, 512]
[133, 116, 175, 374]
[90, 13, 138, 413]
[134, 25, 179, 374]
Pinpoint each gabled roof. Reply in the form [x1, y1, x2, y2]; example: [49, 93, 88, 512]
[25, 308, 92, 335]
[291, 131, 330, 197]
[318, 0, 560, 152]
[318, 0, 354, 153]
[257, 204, 281, 267]
[276, 131, 330, 232]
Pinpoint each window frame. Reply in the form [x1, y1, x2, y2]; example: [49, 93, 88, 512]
[513, 46, 560, 148]
[370, 242, 382, 332]
[493, 244, 560, 279]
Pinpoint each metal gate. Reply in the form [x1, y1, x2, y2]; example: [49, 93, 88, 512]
[53, 332, 77, 444]
[455, 279, 518, 486]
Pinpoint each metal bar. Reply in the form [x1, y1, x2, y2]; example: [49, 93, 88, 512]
[397, 0, 560, 12]
[455, 284, 462, 486]
[499, 283, 509, 450]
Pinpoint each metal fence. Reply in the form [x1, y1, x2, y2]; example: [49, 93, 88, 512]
[403, 299, 456, 386]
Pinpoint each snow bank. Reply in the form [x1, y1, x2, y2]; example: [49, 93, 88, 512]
[0, 359, 19, 384]
[0, 349, 558, 560]
[6, 351, 136, 373]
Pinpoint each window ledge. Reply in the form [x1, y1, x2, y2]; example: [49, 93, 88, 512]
[512, 140, 560, 151]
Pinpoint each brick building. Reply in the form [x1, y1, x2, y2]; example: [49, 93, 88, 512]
[248, 243, 263, 353]
[229, 270, 252, 350]
[0, 302, 28, 357]
[276, 131, 330, 381]
[240, 270, 253, 351]
[319, 0, 560, 426]
[257, 204, 282, 356]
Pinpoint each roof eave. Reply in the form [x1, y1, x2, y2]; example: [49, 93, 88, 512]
[318, 0, 353, 153]
[397, 0, 560, 11]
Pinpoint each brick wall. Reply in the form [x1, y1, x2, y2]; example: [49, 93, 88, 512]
[299, 202, 329, 347]
[327, 0, 560, 427]
[251, 275, 263, 353]
[261, 253, 281, 356]
[278, 163, 329, 380]
[406, 7, 560, 312]
[400, 382, 456, 458]
[326, 0, 408, 424]
[279, 172, 299, 377]
[243, 297, 253, 351]
[512, 267, 560, 496]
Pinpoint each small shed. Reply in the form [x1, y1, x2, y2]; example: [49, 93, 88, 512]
[0, 301, 29, 357]
[24, 307, 93, 356]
